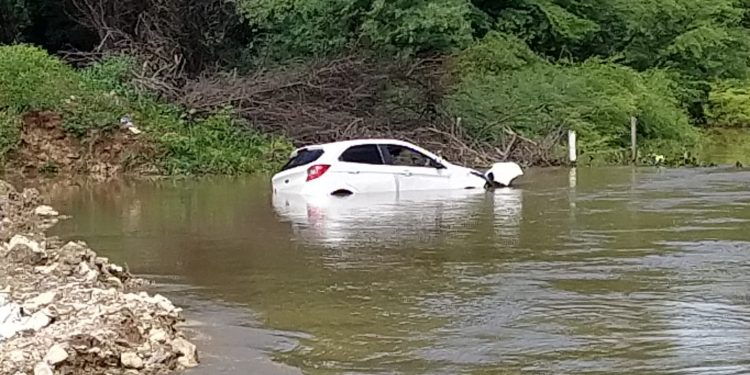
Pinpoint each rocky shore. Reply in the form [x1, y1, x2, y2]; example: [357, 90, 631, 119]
[0, 179, 198, 374]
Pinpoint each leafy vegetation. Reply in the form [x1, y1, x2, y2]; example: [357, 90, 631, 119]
[156, 109, 291, 175]
[706, 80, 750, 127]
[447, 33, 697, 155]
[0, 45, 292, 174]
[3, 0, 750, 171]
[0, 44, 77, 111]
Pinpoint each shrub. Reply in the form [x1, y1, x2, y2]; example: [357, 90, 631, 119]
[60, 91, 129, 137]
[452, 31, 544, 75]
[154, 109, 293, 174]
[446, 45, 696, 155]
[706, 80, 750, 127]
[0, 44, 78, 111]
[79, 55, 137, 94]
[360, 0, 474, 53]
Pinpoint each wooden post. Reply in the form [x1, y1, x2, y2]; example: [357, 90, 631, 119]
[568, 130, 577, 164]
[631, 116, 637, 163]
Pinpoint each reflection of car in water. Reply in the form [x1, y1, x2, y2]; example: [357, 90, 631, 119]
[271, 139, 524, 197]
[272, 188, 523, 249]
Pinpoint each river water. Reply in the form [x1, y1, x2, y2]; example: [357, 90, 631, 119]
[47, 167, 750, 375]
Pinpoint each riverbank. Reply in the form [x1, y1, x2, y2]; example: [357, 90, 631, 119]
[2, 44, 750, 177]
[0, 179, 198, 374]
[0, 45, 717, 176]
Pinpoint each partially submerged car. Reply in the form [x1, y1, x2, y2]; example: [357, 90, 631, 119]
[271, 139, 523, 196]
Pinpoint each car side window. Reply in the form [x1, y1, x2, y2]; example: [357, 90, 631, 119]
[385, 145, 434, 167]
[339, 144, 384, 165]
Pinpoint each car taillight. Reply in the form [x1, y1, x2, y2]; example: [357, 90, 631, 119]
[306, 164, 330, 181]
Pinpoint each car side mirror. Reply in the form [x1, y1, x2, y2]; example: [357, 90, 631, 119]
[431, 159, 446, 169]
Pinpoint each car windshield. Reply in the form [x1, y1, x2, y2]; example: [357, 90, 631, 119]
[280, 148, 324, 171]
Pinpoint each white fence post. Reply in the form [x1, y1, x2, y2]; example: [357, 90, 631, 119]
[568, 130, 577, 164]
[631, 116, 637, 163]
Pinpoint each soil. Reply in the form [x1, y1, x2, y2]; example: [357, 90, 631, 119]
[6, 111, 158, 180]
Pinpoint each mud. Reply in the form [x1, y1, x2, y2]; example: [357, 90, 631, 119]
[8, 111, 157, 180]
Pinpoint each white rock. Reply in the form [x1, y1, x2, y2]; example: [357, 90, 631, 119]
[108, 264, 124, 274]
[120, 352, 144, 369]
[148, 328, 167, 343]
[34, 206, 59, 217]
[0, 297, 21, 324]
[23, 291, 57, 313]
[44, 343, 68, 365]
[9, 349, 25, 362]
[178, 356, 199, 368]
[34, 263, 59, 275]
[77, 261, 92, 276]
[0, 301, 23, 339]
[0, 325, 18, 339]
[79, 262, 99, 282]
[171, 338, 198, 367]
[151, 294, 176, 312]
[105, 276, 123, 289]
[137, 340, 152, 353]
[33, 362, 53, 375]
[22, 310, 52, 331]
[8, 235, 42, 254]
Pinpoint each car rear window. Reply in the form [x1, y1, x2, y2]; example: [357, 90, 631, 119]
[339, 144, 383, 164]
[280, 148, 324, 171]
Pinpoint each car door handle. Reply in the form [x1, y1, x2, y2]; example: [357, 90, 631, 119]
[348, 171, 360, 174]
[401, 170, 412, 176]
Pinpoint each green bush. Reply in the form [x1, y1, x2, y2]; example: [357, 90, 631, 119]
[0, 110, 21, 161]
[237, 0, 474, 62]
[237, 0, 358, 62]
[79, 55, 137, 94]
[154, 109, 293, 174]
[706, 80, 750, 127]
[58, 55, 139, 137]
[0, 44, 78, 111]
[452, 31, 544, 75]
[60, 91, 129, 137]
[360, 0, 474, 53]
[446, 40, 696, 155]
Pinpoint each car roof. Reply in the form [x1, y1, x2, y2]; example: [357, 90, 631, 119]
[295, 139, 429, 154]
[288, 138, 458, 166]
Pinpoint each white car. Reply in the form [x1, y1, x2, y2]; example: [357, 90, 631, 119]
[271, 139, 523, 196]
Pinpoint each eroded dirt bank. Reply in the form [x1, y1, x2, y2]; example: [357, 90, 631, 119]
[0, 179, 198, 375]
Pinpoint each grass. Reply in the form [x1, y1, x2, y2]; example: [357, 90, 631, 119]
[0, 45, 293, 175]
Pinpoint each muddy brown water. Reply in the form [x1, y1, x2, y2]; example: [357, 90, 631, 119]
[46, 167, 750, 375]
